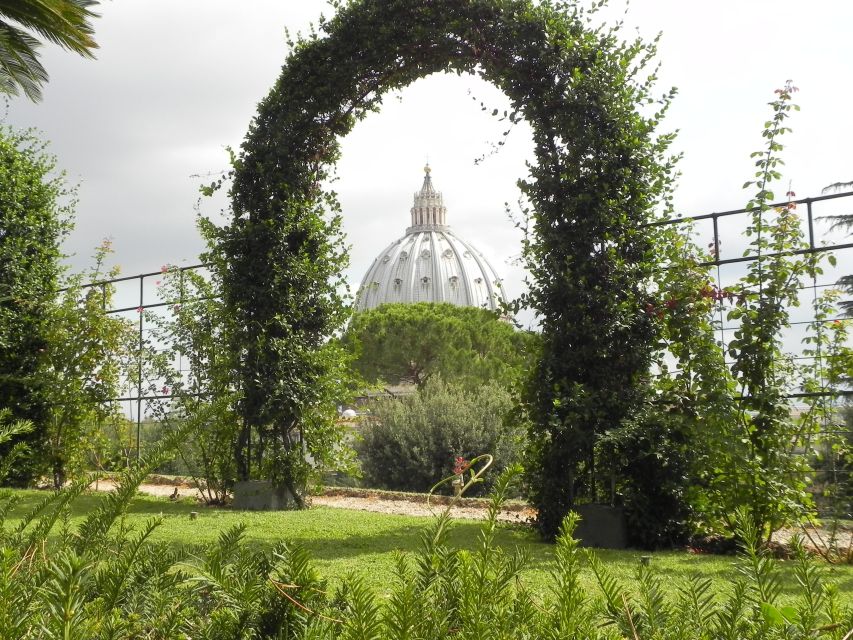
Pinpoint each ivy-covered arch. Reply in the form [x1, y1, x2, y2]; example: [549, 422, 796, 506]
[218, 0, 674, 535]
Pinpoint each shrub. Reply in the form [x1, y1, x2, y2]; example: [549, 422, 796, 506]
[1, 462, 851, 639]
[356, 377, 523, 494]
[601, 402, 696, 549]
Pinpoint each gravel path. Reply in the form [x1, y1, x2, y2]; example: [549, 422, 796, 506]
[90, 480, 851, 551]
[91, 480, 535, 524]
[310, 493, 535, 523]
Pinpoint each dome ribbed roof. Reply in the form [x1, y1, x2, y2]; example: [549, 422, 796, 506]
[355, 166, 507, 312]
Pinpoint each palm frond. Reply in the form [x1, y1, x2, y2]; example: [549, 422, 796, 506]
[0, 1, 99, 101]
[822, 214, 853, 234]
[822, 181, 853, 194]
[0, 20, 46, 100]
[0, 0, 98, 57]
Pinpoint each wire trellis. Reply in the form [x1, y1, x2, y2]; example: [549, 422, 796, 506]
[84, 190, 853, 511]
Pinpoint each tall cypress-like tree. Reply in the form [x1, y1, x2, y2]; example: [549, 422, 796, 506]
[0, 126, 72, 483]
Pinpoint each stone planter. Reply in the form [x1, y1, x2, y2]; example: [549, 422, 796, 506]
[232, 480, 299, 511]
[574, 504, 627, 549]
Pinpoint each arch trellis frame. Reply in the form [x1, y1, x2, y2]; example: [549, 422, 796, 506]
[219, 0, 673, 533]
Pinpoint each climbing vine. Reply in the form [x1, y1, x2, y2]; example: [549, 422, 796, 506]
[217, 0, 674, 524]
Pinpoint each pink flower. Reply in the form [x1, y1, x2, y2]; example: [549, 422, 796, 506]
[136, 306, 143, 313]
[161, 386, 170, 395]
[155, 280, 161, 286]
[160, 264, 169, 274]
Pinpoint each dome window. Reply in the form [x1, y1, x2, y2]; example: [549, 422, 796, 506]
[421, 276, 430, 285]
[463, 251, 472, 259]
[382, 255, 391, 263]
[442, 249, 453, 259]
[421, 249, 431, 259]
[474, 277, 483, 284]
[448, 275, 459, 286]
[393, 278, 402, 287]
[399, 251, 408, 261]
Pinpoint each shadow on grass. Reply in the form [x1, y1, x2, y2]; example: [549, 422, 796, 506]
[5, 489, 853, 601]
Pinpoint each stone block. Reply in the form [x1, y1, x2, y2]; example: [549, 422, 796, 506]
[232, 480, 298, 511]
[574, 504, 627, 548]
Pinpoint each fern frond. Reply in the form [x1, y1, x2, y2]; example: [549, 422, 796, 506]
[95, 517, 162, 612]
[676, 575, 715, 637]
[340, 574, 382, 640]
[635, 563, 671, 638]
[734, 508, 782, 606]
[587, 548, 633, 637]
[713, 580, 751, 640]
[74, 423, 191, 552]
[791, 536, 826, 633]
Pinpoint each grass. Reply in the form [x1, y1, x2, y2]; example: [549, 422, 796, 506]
[4, 488, 853, 604]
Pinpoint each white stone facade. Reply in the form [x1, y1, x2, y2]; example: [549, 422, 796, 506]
[355, 166, 507, 312]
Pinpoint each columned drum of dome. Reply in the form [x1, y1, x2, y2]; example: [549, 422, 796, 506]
[355, 167, 508, 312]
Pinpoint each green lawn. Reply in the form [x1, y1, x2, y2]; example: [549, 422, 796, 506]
[4, 489, 853, 604]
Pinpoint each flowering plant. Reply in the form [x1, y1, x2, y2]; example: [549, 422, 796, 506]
[427, 454, 494, 514]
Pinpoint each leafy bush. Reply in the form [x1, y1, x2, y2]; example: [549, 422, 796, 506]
[601, 402, 696, 549]
[145, 257, 240, 506]
[356, 377, 523, 493]
[42, 241, 135, 489]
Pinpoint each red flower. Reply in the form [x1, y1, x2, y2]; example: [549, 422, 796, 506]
[453, 456, 470, 475]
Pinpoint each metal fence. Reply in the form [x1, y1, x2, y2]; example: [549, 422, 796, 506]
[85, 190, 853, 492]
[650, 189, 853, 386]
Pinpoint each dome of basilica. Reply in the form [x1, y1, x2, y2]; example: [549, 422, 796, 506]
[355, 166, 507, 312]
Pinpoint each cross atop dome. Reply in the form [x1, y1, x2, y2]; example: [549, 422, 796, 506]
[411, 165, 446, 228]
[419, 163, 436, 195]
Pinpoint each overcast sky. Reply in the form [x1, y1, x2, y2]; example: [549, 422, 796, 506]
[6, 0, 853, 330]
